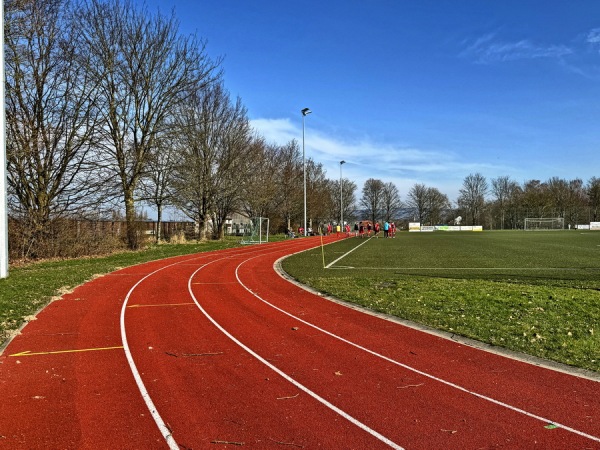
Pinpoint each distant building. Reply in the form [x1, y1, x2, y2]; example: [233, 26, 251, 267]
[225, 212, 252, 236]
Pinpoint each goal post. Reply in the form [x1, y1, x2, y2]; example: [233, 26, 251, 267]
[524, 217, 564, 231]
[241, 217, 270, 244]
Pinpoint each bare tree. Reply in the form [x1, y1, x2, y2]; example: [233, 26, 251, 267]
[173, 83, 223, 239]
[547, 177, 569, 219]
[342, 178, 358, 225]
[241, 140, 303, 233]
[306, 159, 330, 230]
[331, 178, 357, 226]
[521, 180, 550, 218]
[457, 173, 488, 225]
[138, 136, 178, 242]
[77, 0, 219, 248]
[425, 187, 450, 225]
[587, 177, 600, 222]
[360, 178, 384, 224]
[565, 179, 588, 227]
[173, 83, 253, 240]
[211, 96, 253, 239]
[406, 183, 428, 223]
[503, 183, 523, 229]
[406, 183, 450, 225]
[381, 182, 402, 222]
[242, 143, 282, 220]
[5, 0, 102, 257]
[491, 176, 519, 230]
[275, 141, 303, 231]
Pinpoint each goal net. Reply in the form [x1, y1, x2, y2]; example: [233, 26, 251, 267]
[241, 217, 270, 244]
[524, 217, 564, 231]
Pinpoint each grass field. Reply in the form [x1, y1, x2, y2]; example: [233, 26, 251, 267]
[282, 231, 600, 372]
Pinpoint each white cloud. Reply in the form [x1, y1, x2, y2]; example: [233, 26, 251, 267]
[587, 28, 600, 44]
[250, 118, 298, 144]
[251, 117, 457, 173]
[251, 117, 509, 203]
[461, 33, 572, 63]
[586, 28, 600, 56]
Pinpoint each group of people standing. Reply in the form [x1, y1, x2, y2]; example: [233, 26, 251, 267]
[323, 221, 397, 238]
[353, 221, 396, 238]
[325, 222, 351, 237]
[289, 221, 399, 239]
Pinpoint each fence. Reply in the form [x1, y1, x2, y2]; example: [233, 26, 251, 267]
[7, 218, 196, 261]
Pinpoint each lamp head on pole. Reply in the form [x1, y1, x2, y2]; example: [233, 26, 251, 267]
[340, 160, 346, 165]
[301, 108, 312, 116]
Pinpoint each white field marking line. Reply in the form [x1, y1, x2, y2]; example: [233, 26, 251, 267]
[325, 237, 372, 269]
[235, 253, 600, 444]
[187, 257, 404, 449]
[120, 258, 203, 450]
[329, 267, 589, 271]
[118, 244, 303, 449]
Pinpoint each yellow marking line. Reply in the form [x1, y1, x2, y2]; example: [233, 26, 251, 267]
[10, 346, 124, 357]
[127, 302, 195, 308]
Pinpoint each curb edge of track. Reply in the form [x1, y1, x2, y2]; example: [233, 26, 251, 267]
[274, 259, 600, 383]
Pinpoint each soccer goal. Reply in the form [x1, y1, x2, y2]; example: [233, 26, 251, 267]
[241, 217, 270, 244]
[524, 217, 564, 231]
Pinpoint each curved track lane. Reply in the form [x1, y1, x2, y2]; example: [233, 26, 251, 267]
[0, 237, 598, 449]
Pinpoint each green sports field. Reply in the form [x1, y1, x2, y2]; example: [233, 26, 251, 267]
[281, 231, 600, 372]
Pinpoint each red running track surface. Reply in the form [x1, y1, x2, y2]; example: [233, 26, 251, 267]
[0, 237, 598, 449]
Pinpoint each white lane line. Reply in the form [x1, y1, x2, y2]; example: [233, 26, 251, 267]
[234, 253, 600, 444]
[187, 263, 404, 450]
[120, 259, 188, 450]
[118, 241, 324, 449]
[325, 237, 372, 268]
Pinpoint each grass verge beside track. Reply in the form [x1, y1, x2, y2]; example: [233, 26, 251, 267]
[282, 231, 600, 373]
[0, 238, 243, 347]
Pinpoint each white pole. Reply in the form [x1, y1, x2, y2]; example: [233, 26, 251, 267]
[301, 108, 311, 237]
[1, 0, 9, 279]
[302, 116, 306, 237]
[340, 160, 345, 231]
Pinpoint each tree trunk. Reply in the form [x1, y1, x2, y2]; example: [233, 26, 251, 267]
[156, 203, 163, 243]
[124, 192, 138, 250]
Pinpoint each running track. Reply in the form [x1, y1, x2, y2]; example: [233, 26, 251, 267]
[0, 237, 598, 449]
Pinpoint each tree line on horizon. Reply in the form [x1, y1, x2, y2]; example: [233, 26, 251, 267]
[356, 174, 600, 230]
[5, 0, 600, 261]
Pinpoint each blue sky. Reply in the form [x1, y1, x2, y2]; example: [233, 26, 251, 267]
[143, 0, 600, 203]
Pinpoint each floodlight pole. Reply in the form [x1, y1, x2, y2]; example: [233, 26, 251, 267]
[340, 160, 345, 232]
[301, 107, 311, 237]
[0, 0, 8, 279]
